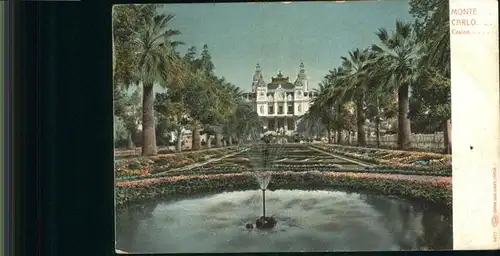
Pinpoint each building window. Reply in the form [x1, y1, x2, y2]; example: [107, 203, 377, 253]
[298, 104, 302, 113]
[288, 105, 293, 114]
[260, 106, 264, 114]
[268, 106, 274, 114]
[278, 106, 284, 114]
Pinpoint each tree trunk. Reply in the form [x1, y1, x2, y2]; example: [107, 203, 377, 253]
[336, 104, 343, 144]
[207, 135, 212, 148]
[375, 117, 381, 148]
[443, 119, 452, 154]
[141, 84, 157, 156]
[228, 136, 233, 146]
[356, 97, 366, 146]
[348, 131, 353, 144]
[176, 130, 182, 152]
[327, 129, 332, 144]
[397, 84, 412, 149]
[191, 125, 201, 150]
[127, 132, 135, 150]
[215, 133, 222, 147]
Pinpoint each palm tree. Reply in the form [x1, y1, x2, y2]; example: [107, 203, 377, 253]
[322, 68, 352, 144]
[297, 111, 325, 139]
[365, 84, 398, 148]
[339, 48, 378, 146]
[132, 11, 185, 156]
[372, 21, 422, 150]
[220, 82, 246, 145]
[306, 67, 357, 145]
[232, 102, 264, 144]
[182, 70, 211, 150]
[310, 82, 337, 143]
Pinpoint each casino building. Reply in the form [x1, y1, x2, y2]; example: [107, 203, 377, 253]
[243, 62, 318, 135]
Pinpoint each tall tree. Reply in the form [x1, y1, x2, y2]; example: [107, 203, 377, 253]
[154, 91, 190, 152]
[185, 44, 217, 150]
[200, 44, 215, 73]
[365, 84, 397, 148]
[183, 70, 209, 150]
[339, 48, 379, 146]
[232, 102, 264, 144]
[411, 0, 451, 153]
[323, 68, 356, 144]
[183, 46, 197, 65]
[372, 21, 421, 149]
[113, 5, 157, 87]
[130, 10, 185, 156]
[311, 83, 337, 143]
[409, 70, 451, 153]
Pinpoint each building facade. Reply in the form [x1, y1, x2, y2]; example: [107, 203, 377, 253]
[243, 62, 317, 135]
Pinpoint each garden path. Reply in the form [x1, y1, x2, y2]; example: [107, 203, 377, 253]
[316, 143, 448, 155]
[307, 146, 374, 168]
[151, 148, 249, 175]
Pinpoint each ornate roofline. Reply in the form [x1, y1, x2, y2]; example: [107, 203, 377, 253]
[270, 71, 290, 84]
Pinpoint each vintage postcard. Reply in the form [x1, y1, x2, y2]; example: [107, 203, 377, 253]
[112, 0, 497, 253]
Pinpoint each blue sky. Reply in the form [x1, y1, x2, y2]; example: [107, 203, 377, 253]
[157, 1, 414, 92]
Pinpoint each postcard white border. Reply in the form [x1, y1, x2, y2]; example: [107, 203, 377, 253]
[450, 0, 500, 250]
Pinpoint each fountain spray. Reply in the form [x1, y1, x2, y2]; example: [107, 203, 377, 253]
[262, 140, 268, 218]
[245, 134, 282, 230]
[262, 188, 266, 218]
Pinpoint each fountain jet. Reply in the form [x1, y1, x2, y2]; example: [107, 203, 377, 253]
[244, 135, 282, 230]
[254, 171, 272, 190]
[252, 171, 277, 229]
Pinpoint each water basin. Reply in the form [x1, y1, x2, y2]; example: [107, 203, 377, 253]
[115, 189, 452, 253]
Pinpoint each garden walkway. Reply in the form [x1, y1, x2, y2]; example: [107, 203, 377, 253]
[307, 146, 374, 168]
[147, 148, 249, 175]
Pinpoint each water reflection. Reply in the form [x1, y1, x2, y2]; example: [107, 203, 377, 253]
[115, 190, 452, 253]
[361, 194, 452, 250]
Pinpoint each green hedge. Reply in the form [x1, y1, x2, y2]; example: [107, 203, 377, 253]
[115, 172, 451, 210]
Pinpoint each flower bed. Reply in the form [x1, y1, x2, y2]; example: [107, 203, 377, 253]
[115, 171, 451, 209]
[312, 144, 451, 175]
[147, 163, 450, 178]
[115, 146, 241, 179]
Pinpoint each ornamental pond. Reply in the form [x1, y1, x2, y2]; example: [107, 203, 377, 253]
[115, 189, 452, 253]
[115, 143, 452, 252]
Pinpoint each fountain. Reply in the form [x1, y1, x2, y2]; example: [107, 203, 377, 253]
[244, 135, 282, 230]
[253, 171, 277, 229]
